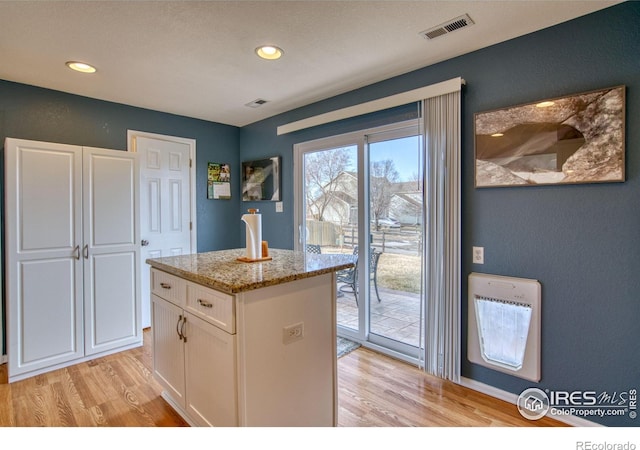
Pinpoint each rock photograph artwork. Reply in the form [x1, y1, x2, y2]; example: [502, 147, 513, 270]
[474, 85, 625, 188]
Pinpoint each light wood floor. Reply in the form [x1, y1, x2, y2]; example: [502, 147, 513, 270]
[338, 348, 564, 427]
[0, 330, 188, 427]
[0, 330, 565, 427]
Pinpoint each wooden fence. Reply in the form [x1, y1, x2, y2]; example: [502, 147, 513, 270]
[306, 221, 421, 254]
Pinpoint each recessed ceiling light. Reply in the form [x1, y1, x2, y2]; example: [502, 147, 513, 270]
[66, 61, 97, 73]
[255, 45, 283, 60]
[536, 101, 555, 108]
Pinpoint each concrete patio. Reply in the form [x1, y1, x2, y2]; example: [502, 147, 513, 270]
[336, 283, 421, 348]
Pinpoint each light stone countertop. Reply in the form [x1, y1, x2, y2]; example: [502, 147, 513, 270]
[146, 248, 356, 294]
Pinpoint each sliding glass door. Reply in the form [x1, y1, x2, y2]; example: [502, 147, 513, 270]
[298, 142, 361, 334]
[294, 120, 423, 361]
[366, 131, 423, 356]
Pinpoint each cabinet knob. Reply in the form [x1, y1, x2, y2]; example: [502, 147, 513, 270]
[141, 239, 149, 246]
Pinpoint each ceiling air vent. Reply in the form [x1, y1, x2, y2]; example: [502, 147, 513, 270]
[420, 14, 474, 40]
[245, 98, 268, 108]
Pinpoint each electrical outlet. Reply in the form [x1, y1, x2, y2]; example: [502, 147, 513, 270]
[283, 322, 304, 344]
[473, 246, 484, 264]
[275, 202, 283, 213]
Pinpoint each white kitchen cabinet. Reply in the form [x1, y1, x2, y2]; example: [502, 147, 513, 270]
[4, 138, 141, 382]
[151, 294, 187, 408]
[149, 253, 340, 427]
[151, 269, 238, 427]
[184, 310, 237, 426]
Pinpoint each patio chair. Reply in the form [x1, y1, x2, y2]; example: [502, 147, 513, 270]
[336, 246, 382, 305]
[369, 249, 382, 302]
[337, 259, 358, 303]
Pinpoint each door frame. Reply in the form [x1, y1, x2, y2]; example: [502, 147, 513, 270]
[126, 130, 198, 253]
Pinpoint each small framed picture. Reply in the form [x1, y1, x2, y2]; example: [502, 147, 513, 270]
[242, 156, 281, 201]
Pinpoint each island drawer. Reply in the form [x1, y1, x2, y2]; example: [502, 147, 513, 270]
[186, 283, 236, 334]
[151, 269, 186, 306]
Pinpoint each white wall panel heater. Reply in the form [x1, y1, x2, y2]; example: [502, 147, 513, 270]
[468, 273, 541, 382]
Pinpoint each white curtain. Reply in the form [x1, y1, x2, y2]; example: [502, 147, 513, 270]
[421, 90, 461, 382]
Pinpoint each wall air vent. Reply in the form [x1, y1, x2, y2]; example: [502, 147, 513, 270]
[245, 99, 268, 108]
[420, 14, 474, 40]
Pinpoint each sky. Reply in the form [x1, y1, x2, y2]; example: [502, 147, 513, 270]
[338, 135, 422, 182]
[369, 135, 422, 182]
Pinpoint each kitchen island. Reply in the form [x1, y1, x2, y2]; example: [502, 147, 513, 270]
[146, 248, 355, 427]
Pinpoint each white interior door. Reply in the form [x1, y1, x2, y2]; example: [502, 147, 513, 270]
[128, 132, 196, 328]
[83, 147, 141, 355]
[5, 139, 84, 378]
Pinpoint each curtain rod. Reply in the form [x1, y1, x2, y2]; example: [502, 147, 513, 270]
[276, 76, 464, 136]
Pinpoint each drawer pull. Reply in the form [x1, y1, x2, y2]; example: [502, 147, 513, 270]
[197, 299, 213, 308]
[160, 282, 172, 289]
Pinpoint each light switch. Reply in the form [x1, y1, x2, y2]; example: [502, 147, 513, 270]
[275, 202, 283, 213]
[473, 246, 484, 264]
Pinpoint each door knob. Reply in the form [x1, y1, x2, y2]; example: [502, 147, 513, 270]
[141, 239, 149, 246]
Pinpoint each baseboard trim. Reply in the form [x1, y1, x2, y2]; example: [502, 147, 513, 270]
[459, 376, 603, 427]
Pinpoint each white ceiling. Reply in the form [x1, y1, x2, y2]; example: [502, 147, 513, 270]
[0, 1, 622, 127]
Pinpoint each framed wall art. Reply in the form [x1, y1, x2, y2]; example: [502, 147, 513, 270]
[242, 156, 281, 201]
[474, 85, 625, 188]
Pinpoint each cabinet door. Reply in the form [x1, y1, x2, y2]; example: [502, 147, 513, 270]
[5, 138, 84, 381]
[83, 147, 141, 355]
[151, 295, 186, 408]
[184, 312, 238, 426]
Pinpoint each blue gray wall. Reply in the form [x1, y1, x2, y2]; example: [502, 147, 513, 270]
[0, 80, 241, 251]
[239, 2, 640, 426]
